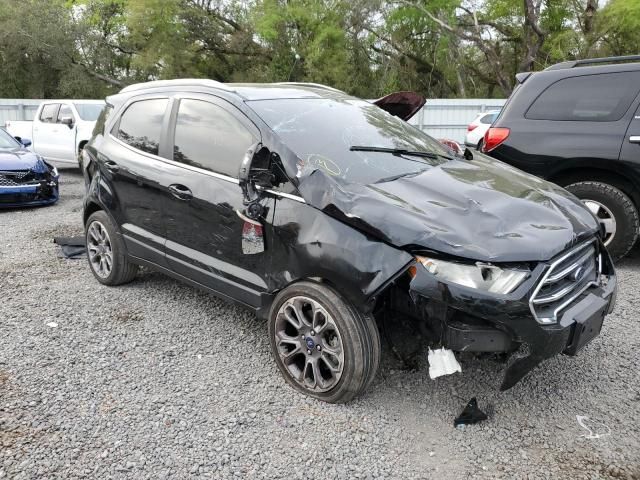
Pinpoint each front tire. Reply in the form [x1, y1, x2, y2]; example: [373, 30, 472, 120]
[85, 211, 138, 285]
[268, 281, 380, 403]
[565, 181, 639, 260]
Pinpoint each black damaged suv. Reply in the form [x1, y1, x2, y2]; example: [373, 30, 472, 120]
[82, 80, 616, 403]
[483, 55, 640, 260]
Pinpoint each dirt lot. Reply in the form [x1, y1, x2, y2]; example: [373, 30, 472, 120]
[1, 169, 639, 479]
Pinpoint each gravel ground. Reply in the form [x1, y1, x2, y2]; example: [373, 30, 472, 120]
[1, 169, 639, 480]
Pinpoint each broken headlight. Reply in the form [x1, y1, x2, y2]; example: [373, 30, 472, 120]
[415, 256, 528, 294]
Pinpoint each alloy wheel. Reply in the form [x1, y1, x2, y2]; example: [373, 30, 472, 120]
[87, 220, 113, 278]
[583, 199, 617, 247]
[274, 296, 345, 392]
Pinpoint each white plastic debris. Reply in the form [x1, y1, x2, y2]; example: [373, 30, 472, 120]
[576, 415, 611, 439]
[428, 348, 462, 379]
[46, 322, 58, 328]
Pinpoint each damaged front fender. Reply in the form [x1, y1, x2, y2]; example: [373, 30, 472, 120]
[265, 196, 413, 311]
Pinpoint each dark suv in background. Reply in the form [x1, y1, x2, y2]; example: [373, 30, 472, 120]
[483, 55, 640, 260]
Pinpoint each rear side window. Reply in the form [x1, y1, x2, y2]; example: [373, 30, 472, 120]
[480, 113, 497, 124]
[114, 99, 168, 156]
[526, 72, 640, 122]
[92, 105, 112, 137]
[39, 104, 59, 123]
[172, 99, 256, 177]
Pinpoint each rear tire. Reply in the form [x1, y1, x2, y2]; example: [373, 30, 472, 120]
[476, 138, 484, 151]
[268, 281, 381, 403]
[565, 181, 639, 261]
[85, 211, 138, 285]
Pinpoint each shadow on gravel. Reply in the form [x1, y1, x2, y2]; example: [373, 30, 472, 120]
[616, 243, 640, 269]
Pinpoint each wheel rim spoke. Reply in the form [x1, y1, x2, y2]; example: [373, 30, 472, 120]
[582, 199, 617, 246]
[600, 217, 616, 236]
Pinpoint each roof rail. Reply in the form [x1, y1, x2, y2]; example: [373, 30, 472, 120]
[120, 79, 232, 93]
[545, 55, 640, 71]
[274, 82, 345, 93]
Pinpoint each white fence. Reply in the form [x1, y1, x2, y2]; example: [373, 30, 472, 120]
[0, 99, 44, 123]
[410, 98, 506, 143]
[1, 97, 507, 144]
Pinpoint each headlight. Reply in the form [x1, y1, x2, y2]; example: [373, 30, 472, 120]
[415, 256, 529, 294]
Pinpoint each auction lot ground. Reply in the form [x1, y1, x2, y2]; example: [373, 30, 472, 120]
[1, 170, 639, 479]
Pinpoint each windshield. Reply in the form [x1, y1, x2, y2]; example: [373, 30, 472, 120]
[248, 98, 453, 184]
[74, 103, 105, 121]
[0, 128, 20, 150]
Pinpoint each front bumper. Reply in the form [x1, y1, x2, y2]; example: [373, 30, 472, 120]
[407, 239, 616, 390]
[0, 174, 59, 208]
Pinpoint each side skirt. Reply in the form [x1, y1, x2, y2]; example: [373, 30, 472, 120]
[128, 254, 274, 317]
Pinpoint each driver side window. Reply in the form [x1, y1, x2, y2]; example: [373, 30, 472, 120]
[57, 104, 74, 124]
[172, 99, 257, 178]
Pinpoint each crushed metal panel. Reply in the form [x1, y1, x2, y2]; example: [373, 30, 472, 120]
[296, 154, 599, 262]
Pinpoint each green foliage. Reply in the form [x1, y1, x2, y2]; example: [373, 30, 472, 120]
[0, 0, 637, 99]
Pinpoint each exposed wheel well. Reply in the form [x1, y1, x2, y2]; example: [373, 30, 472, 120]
[83, 201, 102, 225]
[549, 168, 640, 208]
[78, 140, 88, 153]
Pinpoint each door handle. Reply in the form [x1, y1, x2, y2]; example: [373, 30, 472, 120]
[630, 136, 640, 144]
[168, 184, 193, 200]
[104, 160, 119, 173]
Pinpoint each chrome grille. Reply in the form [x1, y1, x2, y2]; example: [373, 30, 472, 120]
[530, 240, 601, 324]
[0, 175, 19, 186]
[0, 170, 30, 179]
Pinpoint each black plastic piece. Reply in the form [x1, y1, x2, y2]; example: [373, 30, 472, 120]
[444, 321, 513, 353]
[454, 397, 488, 427]
[53, 236, 86, 258]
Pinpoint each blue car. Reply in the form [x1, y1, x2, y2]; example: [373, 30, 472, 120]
[0, 128, 59, 208]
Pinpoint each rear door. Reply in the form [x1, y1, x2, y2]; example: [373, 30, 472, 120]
[98, 96, 172, 267]
[161, 94, 274, 307]
[32, 103, 60, 159]
[619, 103, 640, 183]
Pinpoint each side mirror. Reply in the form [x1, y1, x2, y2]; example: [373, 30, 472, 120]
[238, 143, 279, 219]
[20, 137, 32, 147]
[60, 117, 74, 128]
[238, 142, 261, 187]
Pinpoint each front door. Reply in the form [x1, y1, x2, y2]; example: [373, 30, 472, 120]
[162, 94, 273, 307]
[32, 103, 60, 159]
[51, 104, 77, 161]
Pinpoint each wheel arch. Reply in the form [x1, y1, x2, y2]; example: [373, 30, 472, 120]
[83, 200, 102, 225]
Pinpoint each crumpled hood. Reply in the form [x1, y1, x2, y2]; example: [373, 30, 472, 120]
[297, 155, 599, 262]
[0, 149, 45, 172]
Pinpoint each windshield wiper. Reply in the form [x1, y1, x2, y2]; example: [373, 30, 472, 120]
[350, 145, 453, 160]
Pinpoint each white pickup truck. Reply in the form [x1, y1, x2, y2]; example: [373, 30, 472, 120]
[5, 100, 105, 167]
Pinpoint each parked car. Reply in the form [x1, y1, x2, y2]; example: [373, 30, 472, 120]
[82, 80, 616, 403]
[483, 55, 640, 260]
[5, 100, 105, 168]
[465, 110, 500, 149]
[0, 127, 59, 208]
